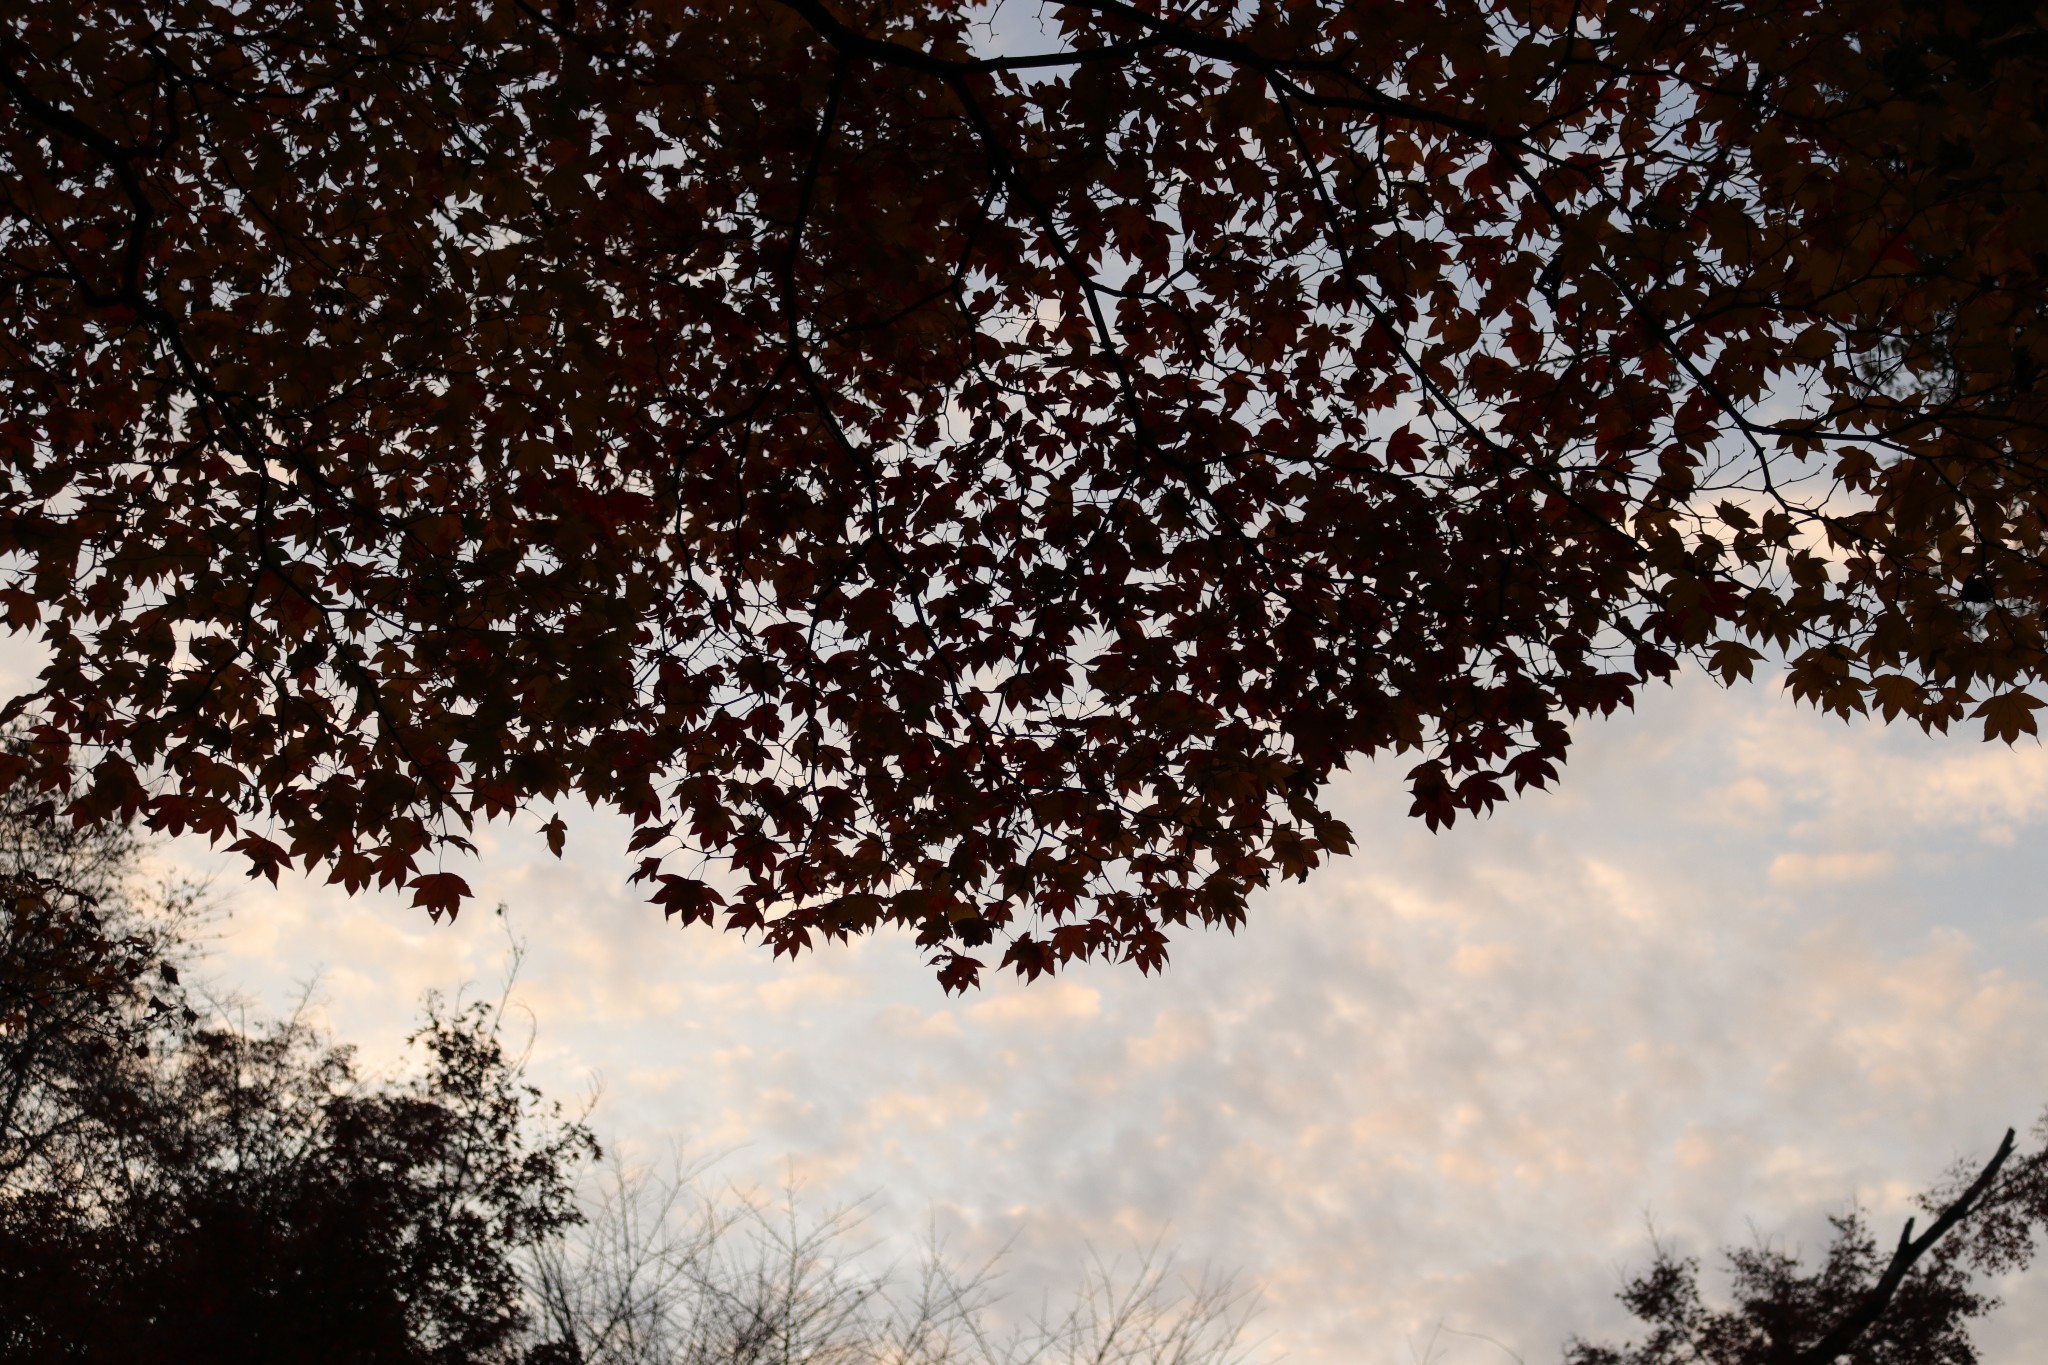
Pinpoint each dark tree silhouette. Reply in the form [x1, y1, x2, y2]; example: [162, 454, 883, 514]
[1569, 1126, 2048, 1365]
[0, 790, 598, 1364]
[0, 778, 191, 1192]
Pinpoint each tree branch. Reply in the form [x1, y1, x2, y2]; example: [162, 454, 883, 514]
[1792, 1127, 2018, 1365]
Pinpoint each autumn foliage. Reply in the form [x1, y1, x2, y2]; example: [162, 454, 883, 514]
[2, 0, 2044, 984]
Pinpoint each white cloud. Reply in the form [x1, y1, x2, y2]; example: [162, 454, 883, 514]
[175, 668, 2048, 1365]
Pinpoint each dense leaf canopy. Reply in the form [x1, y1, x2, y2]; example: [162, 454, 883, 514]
[2, 0, 2044, 985]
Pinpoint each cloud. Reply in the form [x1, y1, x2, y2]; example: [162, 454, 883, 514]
[180, 668, 2048, 1365]
[1768, 850, 1896, 885]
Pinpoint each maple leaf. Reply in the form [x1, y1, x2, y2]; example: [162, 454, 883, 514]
[1973, 690, 2043, 745]
[409, 873, 474, 922]
[227, 836, 291, 887]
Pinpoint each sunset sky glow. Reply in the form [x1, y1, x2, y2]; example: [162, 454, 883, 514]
[167, 666, 2048, 1365]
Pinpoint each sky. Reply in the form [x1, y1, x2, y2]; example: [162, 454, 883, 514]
[137, 664, 2048, 1365]
[8, 7, 2035, 1359]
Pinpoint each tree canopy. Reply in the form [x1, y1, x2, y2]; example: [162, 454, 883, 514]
[3, 0, 2044, 985]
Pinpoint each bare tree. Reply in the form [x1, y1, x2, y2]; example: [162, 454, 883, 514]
[522, 1161, 1258, 1365]
[1032, 1244, 1258, 1365]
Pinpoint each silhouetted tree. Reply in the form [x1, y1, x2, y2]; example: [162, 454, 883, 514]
[1568, 1126, 2048, 1365]
[0, 776, 198, 1191]
[0, 787, 598, 1364]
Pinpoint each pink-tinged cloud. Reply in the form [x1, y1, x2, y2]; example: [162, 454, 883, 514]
[174, 669, 2048, 1365]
